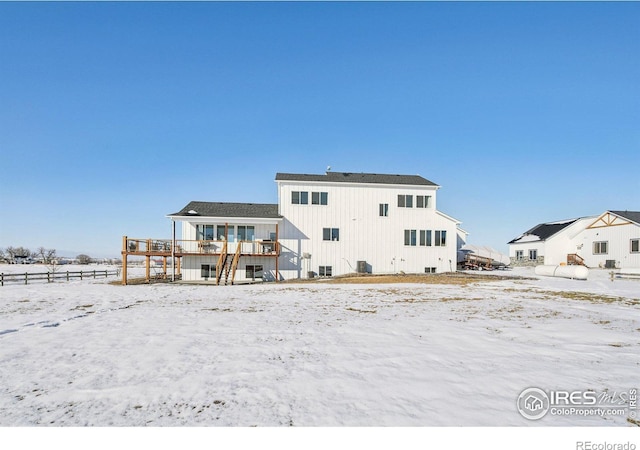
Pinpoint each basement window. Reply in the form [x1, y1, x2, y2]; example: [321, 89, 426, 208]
[319, 266, 332, 277]
[201, 264, 215, 280]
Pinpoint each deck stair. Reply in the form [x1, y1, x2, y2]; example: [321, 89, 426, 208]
[228, 244, 242, 285]
[215, 240, 228, 285]
[567, 254, 586, 266]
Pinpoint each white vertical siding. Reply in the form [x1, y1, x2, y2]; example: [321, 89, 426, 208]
[574, 223, 640, 269]
[277, 181, 459, 278]
[508, 215, 640, 269]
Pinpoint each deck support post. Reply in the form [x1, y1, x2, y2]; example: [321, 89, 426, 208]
[122, 236, 128, 285]
[275, 223, 279, 282]
[171, 219, 176, 282]
[145, 239, 151, 283]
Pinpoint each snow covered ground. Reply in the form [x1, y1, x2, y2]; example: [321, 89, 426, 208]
[1, 267, 638, 430]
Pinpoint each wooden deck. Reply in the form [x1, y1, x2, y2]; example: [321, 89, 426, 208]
[121, 236, 280, 285]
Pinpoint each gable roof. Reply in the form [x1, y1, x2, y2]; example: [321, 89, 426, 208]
[508, 218, 581, 244]
[609, 210, 640, 225]
[169, 201, 281, 219]
[275, 171, 438, 187]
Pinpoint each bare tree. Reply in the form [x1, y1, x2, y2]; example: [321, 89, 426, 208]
[5, 246, 32, 263]
[36, 247, 57, 264]
[76, 254, 92, 265]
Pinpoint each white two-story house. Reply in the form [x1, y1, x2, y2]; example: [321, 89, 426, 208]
[162, 171, 464, 283]
[275, 172, 462, 279]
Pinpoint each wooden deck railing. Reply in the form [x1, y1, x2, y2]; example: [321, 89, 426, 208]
[123, 237, 279, 256]
[121, 235, 280, 286]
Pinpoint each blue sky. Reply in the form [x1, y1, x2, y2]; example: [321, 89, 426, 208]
[1, 2, 638, 258]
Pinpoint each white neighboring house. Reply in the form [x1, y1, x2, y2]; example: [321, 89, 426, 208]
[508, 210, 640, 269]
[167, 171, 465, 283]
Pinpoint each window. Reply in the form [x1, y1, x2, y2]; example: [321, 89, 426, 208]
[425, 267, 436, 273]
[416, 195, 432, 208]
[227, 226, 235, 242]
[196, 225, 215, 241]
[515, 250, 524, 260]
[631, 239, 639, 253]
[593, 241, 608, 255]
[201, 264, 215, 280]
[529, 249, 537, 260]
[319, 266, 332, 277]
[312, 192, 328, 205]
[398, 195, 413, 208]
[404, 229, 417, 246]
[216, 225, 226, 240]
[292, 191, 309, 205]
[323, 228, 340, 241]
[237, 226, 255, 241]
[246, 265, 263, 280]
[434, 230, 447, 246]
[379, 203, 389, 217]
[419, 230, 432, 246]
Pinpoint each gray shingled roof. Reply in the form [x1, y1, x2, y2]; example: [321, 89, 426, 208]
[275, 171, 438, 186]
[169, 201, 281, 218]
[610, 210, 640, 225]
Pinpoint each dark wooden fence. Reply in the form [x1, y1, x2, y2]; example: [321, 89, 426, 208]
[0, 269, 120, 286]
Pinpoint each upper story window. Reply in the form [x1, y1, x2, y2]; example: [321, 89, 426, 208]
[379, 203, 389, 217]
[237, 226, 255, 241]
[434, 230, 447, 247]
[323, 228, 340, 241]
[593, 241, 608, 255]
[416, 195, 432, 208]
[292, 191, 309, 205]
[312, 192, 328, 205]
[196, 225, 215, 241]
[216, 225, 226, 240]
[398, 195, 413, 208]
[631, 239, 639, 253]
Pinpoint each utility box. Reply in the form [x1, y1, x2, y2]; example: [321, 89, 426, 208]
[357, 260, 367, 274]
